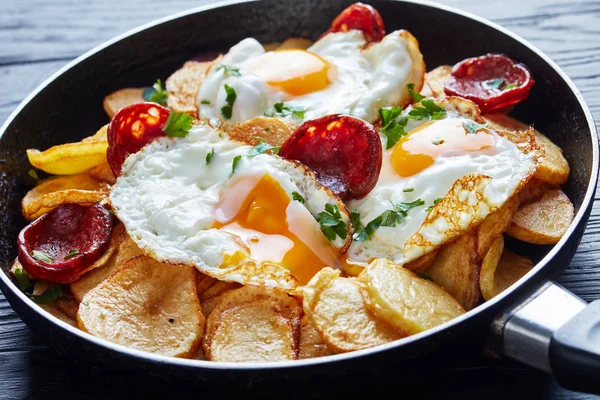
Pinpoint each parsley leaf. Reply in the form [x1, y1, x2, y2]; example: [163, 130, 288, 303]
[216, 64, 241, 77]
[200, 99, 211, 105]
[292, 191, 305, 203]
[28, 169, 40, 184]
[13, 268, 33, 292]
[505, 83, 518, 89]
[248, 139, 280, 157]
[221, 84, 237, 120]
[379, 106, 408, 149]
[407, 83, 425, 103]
[317, 204, 347, 241]
[64, 249, 79, 260]
[432, 138, 444, 145]
[162, 111, 193, 138]
[32, 250, 52, 263]
[417, 271, 433, 281]
[265, 102, 306, 119]
[30, 285, 66, 304]
[487, 78, 505, 90]
[462, 120, 488, 135]
[352, 199, 425, 241]
[408, 100, 446, 121]
[206, 148, 215, 164]
[403, 188, 414, 192]
[426, 197, 443, 212]
[144, 79, 168, 106]
[230, 155, 242, 177]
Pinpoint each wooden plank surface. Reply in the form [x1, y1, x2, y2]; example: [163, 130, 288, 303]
[1, 0, 600, 398]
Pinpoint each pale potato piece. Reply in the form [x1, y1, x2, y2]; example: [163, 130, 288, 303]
[483, 113, 570, 185]
[226, 116, 296, 146]
[89, 162, 116, 185]
[199, 280, 242, 316]
[102, 88, 145, 118]
[421, 65, 452, 98]
[196, 272, 217, 296]
[27, 141, 108, 176]
[479, 235, 505, 301]
[298, 316, 333, 359]
[426, 232, 482, 310]
[78, 256, 204, 357]
[55, 296, 79, 320]
[507, 189, 574, 245]
[490, 250, 534, 297]
[166, 60, 215, 117]
[23, 189, 107, 221]
[303, 268, 400, 353]
[342, 260, 366, 277]
[277, 37, 313, 50]
[518, 178, 552, 205]
[358, 259, 465, 336]
[404, 249, 438, 272]
[476, 195, 519, 259]
[40, 302, 78, 327]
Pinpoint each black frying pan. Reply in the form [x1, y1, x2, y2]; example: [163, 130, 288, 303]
[0, 0, 598, 394]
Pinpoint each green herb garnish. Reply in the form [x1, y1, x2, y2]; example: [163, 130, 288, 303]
[144, 79, 168, 106]
[64, 249, 79, 260]
[264, 102, 306, 119]
[505, 83, 518, 89]
[30, 285, 66, 304]
[32, 250, 52, 263]
[379, 106, 408, 149]
[216, 64, 241, 77]
[162, 111, 193, 138]
[13, 268, 33, 292]
[292, 191, 305, 203]
[206, 148, 215, 164]
[462, 120, 488, 135]
[407, 83, 425, 103]
[432, 139, 444, 145]
[248, 138, 280, 157]
[230, 155, 242, 177]
[417, 271, 433, 281]
[200, 99, 211, 105]
[403, 188, 414, 192]
[221, 84, 237, 120]
[487, 78, 505, 90]
[317, 204, 347, 241]
[28, 169, 40, 184]
[408, 100, 446, 121]
[352, 199, 425, 241]
[426, 197, 443, 212]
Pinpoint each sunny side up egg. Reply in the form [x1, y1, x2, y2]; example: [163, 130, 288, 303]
[109, 123, 351, 292]
[197, 29, 424, 124]
[346, 98, 539, 265]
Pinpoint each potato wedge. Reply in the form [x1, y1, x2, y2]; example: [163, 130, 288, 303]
[299, 316, 333, 359]
[226, 116, 295, 146]
[78, 256, 204, 357]
[166, 60, 214, 117]
[102, 88, 145, 118]
[303, 267, 400, 353]
[424, 232, 481, 310]
[421, 65, 452, 98]
[476, 195, 519, 259]
[483, 113, 570, 185]
[27, 140, 109, 176]
[89, 162, 116, 185]
[203, 285, 302, 361]
[481, 247, 533, 300]
[358, 259, 465, 335]
[507, 189, 574, 245]
[479, 235, 505, 301]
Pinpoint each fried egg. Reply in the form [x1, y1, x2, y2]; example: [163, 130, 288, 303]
[347, 98, 539, 265]
[197, 29, 424, 124]
[110, 124, 351, 292]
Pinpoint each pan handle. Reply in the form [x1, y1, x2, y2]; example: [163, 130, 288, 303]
[489, 281, 600, 393]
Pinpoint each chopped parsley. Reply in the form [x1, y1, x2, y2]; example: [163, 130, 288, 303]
[216, 64, 241, 77]
[144, 79, 168, 106]
[13, 268, 33, 292]
[30, 285, 66, 304]
[230, 155, 242, 177]
[248, 139, 280, 157]
[379, 106, 408, 149]
[462, 120, 488, 135]
[200, 99, 211, 105]
[162, 111, 193, 138]
[32, 250, 52, 263]
[505, 83, 518, 89]
[221, 84, 237, 119]
[408, 100, 446, 120]
[206, 148, 215, 164]
[432, 138, 444, 145]
[264, 102, 307, 119]
[487, 78, 505, 90]
[28, 169, 40, 184]
[317, 204, 347, 241]
[63, 249, 79, 260]
[352, 199, 425, 241]
[426, 198, 443, 212]
[403, 188, 414, 192]
[417, 271, 433, 281]
[407, 83, 425, 103]
[292, 191, 305, 203]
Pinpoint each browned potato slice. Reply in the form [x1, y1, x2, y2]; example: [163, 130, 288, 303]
[70, 225, 142, 302]
[420, 65, 452, 98]
[424, 232, 481, 310]
[78, 256, 204, 357]
[89, 162, 116, 185]
[507, 189, 574, 245]
[404, 249, 438, 272]
[199, 280, 242, 316]
[303, 268, 400, 353]
[55, 296, 79, 320]
[479, 235, 504, 301]
[166, 60, 215, 117]
[203, 285, 302, 361]
[518, 178, 552, 205]
[262, 42, 282, 52]
[226, 117, 296, 146]
[27, 140, 108, 176]
[102, 88, 145, 118]
[277, 37, 313, 50]
[298, 316, 333, 359]
[483, 113, 570, 185]
[476, 195, 519, 259]
[196, 272, 217, 296]
[481, 246, 533, 300]
[358, 259, 465, 335]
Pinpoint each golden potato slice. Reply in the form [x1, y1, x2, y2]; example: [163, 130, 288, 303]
[40, 302, 77, 327]
[70, 225, 142, 302]
[277, 37, 313, 50]
[226, 116, 296, 146]
[196, 272, 217, 296]
[203, 285, 302, 361]
[27, 140, 109, 176]
[476, 195, 519, 259]
[102, 88, 145, 118]
[303, 267, 400, 353]
[358, 259, 465, 335]
[479, 235, 504, 301]
[507, 189, 574, 245]
[89, 162, 116, 185]
[424, 232, 481, 310]
[404, 250, 438, 272]
[481, 246, 533, 300]
[262, 42, 282, 52]
[199, 280, 242, 316]
[166, 60, 215, 117]
[78, 256, 204, 357]
[342, 260, 366, 277]
[298, 316, 333, 359]
[421, 65, 452, 98]
[483, 113, 569, 185]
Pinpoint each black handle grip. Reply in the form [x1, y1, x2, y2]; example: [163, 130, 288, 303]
[549, 299, 600, 393]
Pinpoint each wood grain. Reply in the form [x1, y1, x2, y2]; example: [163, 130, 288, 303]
[1, 0, 599, 398]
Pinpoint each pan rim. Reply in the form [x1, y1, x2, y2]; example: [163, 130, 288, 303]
[0, 0, 597, 371]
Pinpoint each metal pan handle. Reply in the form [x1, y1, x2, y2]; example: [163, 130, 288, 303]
[490, 281, 600, 393]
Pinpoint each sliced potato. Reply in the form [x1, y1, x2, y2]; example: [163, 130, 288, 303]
[342, 259, 366, 277]
[298, 315, 333, 359]
[27, 140, 109, 176]
[303, 267, 400, 353]
[196, 272, 217, 296]
[203, 285, 302, 362]
[55, 296, 79, 320]
[277, 37, 313, 50]
[507, 189, 574, 245]
[199, 280, 242, 316]
[404, 249, 438, 272]
[483, 113, 570, 185]
[89, 162, 116, 185]
[31, 281, 78, 326]
[518, 178, 552, 205]
[166, 60, 215, 117]
[476, 195, 519, 259]
[481, 247, 533, 300]
[421, 65, 452, 98]
[479, 235, 504, 301]
[226, 116, 296, 146]
[102, 88, 145, 118]
[78, 256, 204, 357]
[358, 259, 465, 335]
[425, 232, 481, 310]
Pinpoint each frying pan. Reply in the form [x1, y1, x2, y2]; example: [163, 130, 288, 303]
[0, 0, 598, 394]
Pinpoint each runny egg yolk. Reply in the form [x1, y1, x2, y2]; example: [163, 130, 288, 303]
[391, 118, 495, 177]
[249, 49, 332, 96]
[213, 174, 334, 285]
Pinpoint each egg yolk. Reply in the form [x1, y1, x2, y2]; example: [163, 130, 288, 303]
[250, 49, 332, 96]
[391, 118, 495, 177]
[214, 174, 333, 285]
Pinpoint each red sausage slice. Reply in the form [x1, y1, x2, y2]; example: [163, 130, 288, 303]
[279, 115, 382, 201]
[444, 53, 535, 112]
[107, 102, 170, 176]
[325, 3, 386, 43]
[17, 203, 113, 284]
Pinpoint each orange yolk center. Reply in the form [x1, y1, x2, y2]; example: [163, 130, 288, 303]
[391, 118, 495, 177]
[213, 175, 332, 285]
[249, 49, 332, 96]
